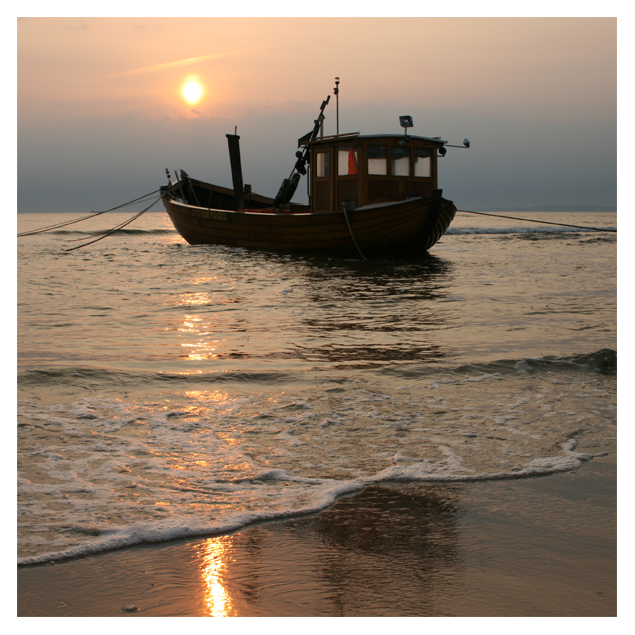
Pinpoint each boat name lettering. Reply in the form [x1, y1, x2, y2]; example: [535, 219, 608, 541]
[192, 209, 228, 221]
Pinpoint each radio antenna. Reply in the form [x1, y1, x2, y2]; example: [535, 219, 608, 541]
[334, 77, 340, 135]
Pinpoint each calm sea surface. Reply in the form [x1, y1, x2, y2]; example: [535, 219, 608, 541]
[17, 210, 616, 564]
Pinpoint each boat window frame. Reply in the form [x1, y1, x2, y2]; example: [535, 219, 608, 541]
[315, 150, 331, 178]
[337, 145, 360, 177]
[413, 147, 433, 178]
[363, 142, 436, 179]
[390, 145, 412, 177]
[367, 144, 389, 176]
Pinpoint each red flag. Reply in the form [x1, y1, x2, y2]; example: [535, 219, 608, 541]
[348, 148, 358, 175]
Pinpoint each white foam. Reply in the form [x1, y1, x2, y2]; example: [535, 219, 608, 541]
[18, 370, 615, 566]
[17, 434, 602, 566]
[18, 477, 363, 566]
[464, 373, 503, 382]
[514, 360, 533, 373]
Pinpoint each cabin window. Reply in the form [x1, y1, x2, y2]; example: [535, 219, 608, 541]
[368, 145, 388, 175]
[391, 147, 411, 176]
[316, 152, 330, 178]
[338, 146, 359, 176]
[414, 148, 433, 177]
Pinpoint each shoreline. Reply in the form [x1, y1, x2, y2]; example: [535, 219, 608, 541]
[18, 454, 616, 617]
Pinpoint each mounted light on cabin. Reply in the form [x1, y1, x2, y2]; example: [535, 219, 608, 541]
[463, 139, 471, 148]
[399, 115, 413, 143]
[439, 147, 447, 157]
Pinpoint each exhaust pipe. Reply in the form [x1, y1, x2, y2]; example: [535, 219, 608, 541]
[226, 130, 245, 210]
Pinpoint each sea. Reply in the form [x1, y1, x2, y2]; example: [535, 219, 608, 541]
[16, 208, 617, 566]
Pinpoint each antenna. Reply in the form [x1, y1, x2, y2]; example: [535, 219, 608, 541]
[334, 77, 340, 135]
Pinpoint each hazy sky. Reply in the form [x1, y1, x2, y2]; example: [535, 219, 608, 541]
[17, 16, 617, 212]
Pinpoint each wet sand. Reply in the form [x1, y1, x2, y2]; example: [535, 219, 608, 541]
[18, 454, 616, 617]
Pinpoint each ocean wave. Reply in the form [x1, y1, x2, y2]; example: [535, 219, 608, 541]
[17, 438, 602, 567]
[367, 438, 596, 483]
[378, 349, 616, 378]
[17, 478, 363, 567]
[513, 349, 616, 374]
[18, 348, 615, 566]
[18, 349, 616, 390]
[17, 366, 295, 388]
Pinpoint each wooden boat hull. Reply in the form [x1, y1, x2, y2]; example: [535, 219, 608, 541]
[161, 188, 456, 256]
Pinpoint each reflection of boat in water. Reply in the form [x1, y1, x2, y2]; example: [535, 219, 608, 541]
[161, 93, 467, 257]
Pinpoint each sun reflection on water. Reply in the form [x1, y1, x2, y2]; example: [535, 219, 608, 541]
[180, 292, 213, 306]
[201, 536, 233, 617]
[175, 314, 226, 360]
[184, 389, 231, 404]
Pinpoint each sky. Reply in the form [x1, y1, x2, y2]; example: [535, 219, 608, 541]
[16, 15, 617, 213]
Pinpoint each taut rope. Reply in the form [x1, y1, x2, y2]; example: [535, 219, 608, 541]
[18, 190, 161, 237]
[457, 209, 616, 233]
[64, 198, 161, 251]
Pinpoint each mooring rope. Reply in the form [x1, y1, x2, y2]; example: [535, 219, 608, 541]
[89, 189, 162, 213]
[342, 204, 366, 260]
[64, 198, 160, 252]
[18, 210, 111, 237]
[17, 190, 161, 237]
[457, 209, 616, 233]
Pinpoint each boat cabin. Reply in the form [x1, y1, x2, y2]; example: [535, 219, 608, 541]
[307, 133, 446, 212]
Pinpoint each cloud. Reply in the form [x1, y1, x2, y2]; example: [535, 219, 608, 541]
[105, 45, 275, 78]
[63, 22, 89, 30]
[106, 52, 229, 77]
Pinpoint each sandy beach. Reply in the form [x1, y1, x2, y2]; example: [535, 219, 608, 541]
[18, 453, 616, 617]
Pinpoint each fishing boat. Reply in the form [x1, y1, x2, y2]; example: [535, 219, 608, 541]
[160, 95, 467, 257]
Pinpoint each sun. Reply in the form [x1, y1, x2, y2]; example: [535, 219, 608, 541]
[182, 79, 203, 105]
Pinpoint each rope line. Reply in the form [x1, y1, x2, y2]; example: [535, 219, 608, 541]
[18, 211, 111, 237]
[342, 205, 366, 260]
[457, 209, 616, 233]
[89, 189, 161, 213]
[18, 190, 161, 237]
[64, 198, 160, 251]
